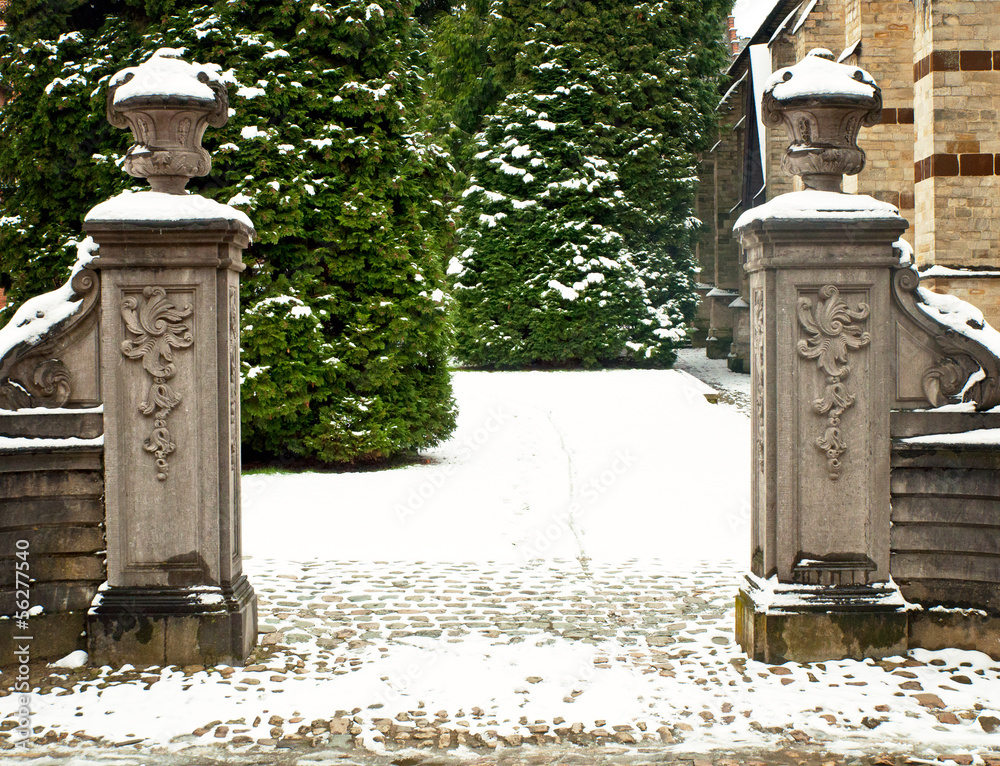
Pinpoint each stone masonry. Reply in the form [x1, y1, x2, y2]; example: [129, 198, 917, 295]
[700, 0, 1000, 369]
[913, 0, 1000, 317]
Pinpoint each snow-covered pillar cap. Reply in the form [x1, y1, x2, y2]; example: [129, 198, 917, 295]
[106, 48, 229, 194]
[761, 48, 882, 193]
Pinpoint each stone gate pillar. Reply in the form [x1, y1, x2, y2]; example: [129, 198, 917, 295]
[82, 50, 257, 665]
[734, 50, 909, 663]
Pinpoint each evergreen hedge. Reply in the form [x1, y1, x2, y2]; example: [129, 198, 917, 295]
[0, 0, 457, 464]
[436, 0, 729, 368]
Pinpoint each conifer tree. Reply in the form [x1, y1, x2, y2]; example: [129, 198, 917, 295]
[442, 0, 728, 368]
[0, 0, 456, 463]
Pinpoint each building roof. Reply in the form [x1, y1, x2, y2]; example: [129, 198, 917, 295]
[727, 0, 805, 80]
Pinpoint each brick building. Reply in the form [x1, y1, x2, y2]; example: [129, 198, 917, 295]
[695, 0, 1000, 372]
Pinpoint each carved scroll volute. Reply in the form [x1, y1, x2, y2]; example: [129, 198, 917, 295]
[0, 267, 101, 410]
[891, 265, 1000, 411]
[762, 49, 882, 192]
[106, 49, 229, 194]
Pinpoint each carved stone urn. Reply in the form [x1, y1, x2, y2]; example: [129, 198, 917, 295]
[106, 48, 228, 194]
[761, 48, 882, 192]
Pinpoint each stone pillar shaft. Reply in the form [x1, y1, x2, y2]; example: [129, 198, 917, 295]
[84, 218, 256, 666]
[744, 219, 902, 584]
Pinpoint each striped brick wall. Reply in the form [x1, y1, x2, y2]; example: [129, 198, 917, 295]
[913, 0, 1000, 276]
[842, 1, 916, 245]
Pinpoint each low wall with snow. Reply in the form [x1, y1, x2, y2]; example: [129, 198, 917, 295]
[0, 410, 105, 662]
[890, 410, 1000, 613]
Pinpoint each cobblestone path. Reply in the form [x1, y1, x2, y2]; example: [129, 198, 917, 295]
[4, 558, 1000, 763]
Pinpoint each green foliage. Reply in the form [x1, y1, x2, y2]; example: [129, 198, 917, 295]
[0, 0, 457, 464]
[445, 0, 729, 368]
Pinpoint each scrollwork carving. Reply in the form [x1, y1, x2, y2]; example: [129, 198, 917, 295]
[0, 267, 101, 410]
[751, 288, 765, 479]
[921, 357, 968, 407]
[891, 264, 1000, 410]
[121, 287, 194, 481]
[797, 285, 871, 480]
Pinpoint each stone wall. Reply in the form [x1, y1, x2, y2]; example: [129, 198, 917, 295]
[794, 0, 847, 62]
[912, 0, 1000, 283]
[691, 154, 716, 347]
[764, 35, 797, 201]
[0, 411, 105, 661]
[705, 72, 747, 359]
[890, 410, 1000, 612]
[842, 1, 916, 242]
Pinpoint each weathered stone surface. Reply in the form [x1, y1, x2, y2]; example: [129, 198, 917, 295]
[0, 410, 103, 439]
[908, 610, 1000, 660]
[0, 468, 102, 499]
[736, 585, 907, 664]
[0, 442, 106, 641]
[890, 432, 1000, 614]
[0, 611, 86, 664]
[0, 496, 103, 529]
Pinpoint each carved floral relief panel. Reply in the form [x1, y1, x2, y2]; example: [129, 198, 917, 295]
[796, 285, 871, 481]
[751, 287, 765, 482]
[120, 286, 194, 481]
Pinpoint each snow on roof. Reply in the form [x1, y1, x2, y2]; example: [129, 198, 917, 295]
[111, 48, 222, 104]
[86, 190, 255, 232]
[732, 0, 784, 38]
[0, 238, 98, 363]
[791, 0, 819, 35]
[717, 71, 748, 110]
[765, 49, 878, 101]
[838, 39, 861, 63]
[749, 44, 772, 187]
[734, 189, 901, 230]
[768, 3, 801, 45]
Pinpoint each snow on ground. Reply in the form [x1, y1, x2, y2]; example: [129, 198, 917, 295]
[4, 366, 1000, 762]
[674, 347, 751, 413]
[242, 368, 751, 564]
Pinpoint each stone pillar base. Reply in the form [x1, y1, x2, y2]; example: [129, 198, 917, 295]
[86, 576, 256, 666]
[727, 341, 750, 374]
[705, 332, 732, 360]
[736, 576, 907, 663]
[688, 327, 709, 348]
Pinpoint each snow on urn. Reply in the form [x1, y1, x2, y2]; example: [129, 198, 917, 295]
[107, 48, 228, 194]
[762, 48, 881, 193]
